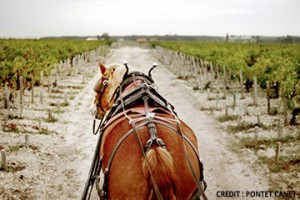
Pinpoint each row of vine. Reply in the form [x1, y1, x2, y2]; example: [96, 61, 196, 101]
[152, 41, 300, 108]
[0, 39, 111, 87]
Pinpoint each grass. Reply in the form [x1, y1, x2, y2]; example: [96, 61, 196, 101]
[2, 123, 19, 132]
[227, 121, 256, 133]
[204, 81, 211, 90]
[260, 156, 300, 173]
[48, 95, 62, 99]
[229, 131, 300, 189]
[45, 116, 58, 123]
[49, 102, 69, 107]
[61, 85, 84, 90]
[7, 114, 23, 120]
[217, 114, 239, 122]
[8, 144, 39, 152]
[53, 109, 65, 114]
[50, 89, 64, 94]
[39, 128, 57, 135]
[199, 106, 222, 112]
[240, 133, 300, 149]
[247, 102, 257, 107]
[207, 96, 217, 101]
[0, 162, 26, 172]
[226, 121, 270, 133]
[32, 107, 48, 112]
[177, 75, 189, 80]
[268, 107, 280, 116]
[193, 85, 200, 90]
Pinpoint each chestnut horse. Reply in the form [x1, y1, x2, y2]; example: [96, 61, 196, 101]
[89, 63, 207, 200]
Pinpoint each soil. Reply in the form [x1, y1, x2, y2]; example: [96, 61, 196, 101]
[0, 45, 298, 200]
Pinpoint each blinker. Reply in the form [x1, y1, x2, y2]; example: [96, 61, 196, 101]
[94, 79, 108, 93]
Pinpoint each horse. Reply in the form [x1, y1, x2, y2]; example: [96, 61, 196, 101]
[88, 62, 207, 200]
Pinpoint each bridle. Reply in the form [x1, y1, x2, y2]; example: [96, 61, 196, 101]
[94, 77, 120, 115]
[94, 77, 109, 113]
[85, 64, 208, 200]
[94, 70, 155, 118]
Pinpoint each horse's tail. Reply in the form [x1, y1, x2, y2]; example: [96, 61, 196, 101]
[142, 147, 178, 200]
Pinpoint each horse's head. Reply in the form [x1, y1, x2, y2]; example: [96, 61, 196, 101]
[90, 62, 158, 119]
[90, 63, 128, 119]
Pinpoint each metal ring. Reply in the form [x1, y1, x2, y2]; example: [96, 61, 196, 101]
[103, 80, 109, 86]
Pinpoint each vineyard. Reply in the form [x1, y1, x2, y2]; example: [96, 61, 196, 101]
[152, 41, 300, 100]
[0, 39, 299, 198]
[0, 39, 111, 87]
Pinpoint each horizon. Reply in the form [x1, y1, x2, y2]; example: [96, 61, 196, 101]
[1, 34, 300, 40]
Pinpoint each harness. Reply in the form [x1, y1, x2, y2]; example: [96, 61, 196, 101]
[82, 72, 207, 200]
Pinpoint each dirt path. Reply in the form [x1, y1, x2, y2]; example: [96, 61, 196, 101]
[103, 46, 272, 199]
[1, 45, 272, 200]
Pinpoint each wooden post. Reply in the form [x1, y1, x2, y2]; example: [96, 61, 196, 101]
[31, 80, 34, 104]
[277, 120, 283, 139]
[210, 62, 214, 82]
[225, 105, 229, 116]
[240, 71, 245, 99]
[19, 76, 24, 118]
[216, 94, 219, 109]
[256, 114, 261, 126]
[55, 64, 59, 82]
[223, 65, 227, 89]
[48, 109, 52, 119]
[64, 91, 68, 104]
[40, 88, 43, 104]
[283, 94, 289, 127]
[47, 76, 51, 92]
[228, 69, 232, 86]
[70, 87, 73, 99]
[39, 119, 42, 132]
[40, 71, 44, 86]
[56, 80, 59, 91]
[266, 81, 271, 114]
[232, 93, 236, 109]
[253, 76, 258, 106]
[244, 104, 249, 116]
[40, 71, 44, 104]
[216, 64, 220, 85]
[255, 125, 259, 142]
[25, 134, 29, 149]
[4, 84, 10, 117]
[49, 85, 53, 94]
[237, 115, 242, 124]
[1, 149, 7, 171]
[275, 142, 281, 162]
[57, 99, 60, 109]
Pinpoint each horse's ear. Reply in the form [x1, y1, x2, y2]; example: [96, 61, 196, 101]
[99, 63, 106, 74]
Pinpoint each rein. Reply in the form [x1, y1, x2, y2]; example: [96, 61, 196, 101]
[92, 72, 156, 135]
[86, 71, 207, 200]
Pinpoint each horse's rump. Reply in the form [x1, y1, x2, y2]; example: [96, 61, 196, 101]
[101, 113, 200, 199]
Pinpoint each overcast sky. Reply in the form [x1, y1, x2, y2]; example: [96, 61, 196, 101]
[0, 0, 299, 38]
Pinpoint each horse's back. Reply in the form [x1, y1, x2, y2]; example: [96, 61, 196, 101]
[101, 113, 200, 199]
